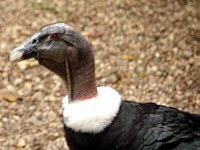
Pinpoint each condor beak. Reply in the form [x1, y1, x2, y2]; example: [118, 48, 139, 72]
[10, 43, 38, 63]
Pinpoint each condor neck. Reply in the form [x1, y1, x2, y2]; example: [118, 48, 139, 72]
[64, 47, 98, 102]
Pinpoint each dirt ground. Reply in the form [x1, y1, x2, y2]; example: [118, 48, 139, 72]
[0, 0, 200, 149]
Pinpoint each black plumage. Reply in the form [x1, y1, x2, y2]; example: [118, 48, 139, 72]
[64, 101, 200, 150]
[10, 23, 200, 150]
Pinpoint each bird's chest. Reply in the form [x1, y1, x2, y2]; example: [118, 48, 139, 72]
[64, 125, 116, 150]
[63, 112, 137, 150]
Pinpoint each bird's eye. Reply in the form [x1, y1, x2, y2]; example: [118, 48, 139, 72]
[51, 34, 60, 41]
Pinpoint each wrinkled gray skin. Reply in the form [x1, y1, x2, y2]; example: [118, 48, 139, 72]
[10, 23, 97, 101]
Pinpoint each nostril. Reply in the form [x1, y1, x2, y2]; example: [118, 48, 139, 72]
[32, 39, 37, 44]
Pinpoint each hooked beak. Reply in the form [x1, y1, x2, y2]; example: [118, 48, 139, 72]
[10, 43, 38, 63]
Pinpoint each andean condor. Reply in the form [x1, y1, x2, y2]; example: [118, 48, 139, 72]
[10, 23, 200, 150]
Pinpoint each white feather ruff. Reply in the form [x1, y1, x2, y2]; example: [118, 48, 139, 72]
[62, 87, 121, 134]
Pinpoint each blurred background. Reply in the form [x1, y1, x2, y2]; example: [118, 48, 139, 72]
[0, 0, 200, 149]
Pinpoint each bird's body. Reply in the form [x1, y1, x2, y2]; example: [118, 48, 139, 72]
[10, 23, 200, 150]
[64, 100, 200, 150]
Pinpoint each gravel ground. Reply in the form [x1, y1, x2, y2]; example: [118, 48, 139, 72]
[0, 0, 200, 149]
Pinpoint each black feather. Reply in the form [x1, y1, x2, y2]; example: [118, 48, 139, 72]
[64, 101, 200, 150]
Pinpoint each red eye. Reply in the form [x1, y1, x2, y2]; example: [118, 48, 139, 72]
[51, 34, 60, 41]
